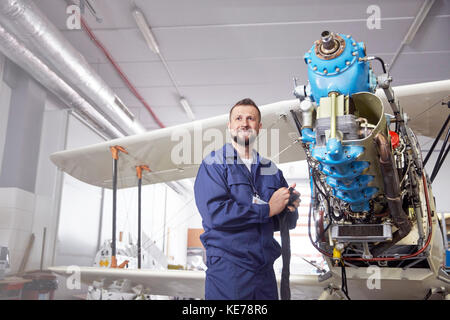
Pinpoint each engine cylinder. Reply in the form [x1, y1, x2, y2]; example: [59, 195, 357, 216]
[304, 92, 387, 213]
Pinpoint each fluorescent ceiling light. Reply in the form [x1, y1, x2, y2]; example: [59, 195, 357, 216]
[180, 98, 196, 121]
[132, 8, 160, 54]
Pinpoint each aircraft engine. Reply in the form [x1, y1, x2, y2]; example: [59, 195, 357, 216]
[294, 31, 434, 266]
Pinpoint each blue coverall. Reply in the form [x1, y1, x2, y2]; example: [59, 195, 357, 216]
[194, 143, 298, 300]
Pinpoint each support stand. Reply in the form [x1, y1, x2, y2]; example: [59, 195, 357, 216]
[109, 146, 129, 269]
[136, 165, 150, 269]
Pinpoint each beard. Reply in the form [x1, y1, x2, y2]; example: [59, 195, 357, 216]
[231, 129, 257, 146]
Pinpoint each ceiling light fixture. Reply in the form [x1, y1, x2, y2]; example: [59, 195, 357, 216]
[180, 98, 196, 121]
[132, 7, 196, 122]
[132, 8, 160, 55]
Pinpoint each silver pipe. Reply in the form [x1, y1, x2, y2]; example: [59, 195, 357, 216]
[0, 0, 145, 135]
[0, 23, 124, 139]
[69, 109, 111, 141]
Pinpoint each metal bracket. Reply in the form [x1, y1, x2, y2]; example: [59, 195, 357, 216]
[318, 271, 333, 282]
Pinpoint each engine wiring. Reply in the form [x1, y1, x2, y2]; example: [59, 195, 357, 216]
[291, 107, 434, 265]
[304, 137, 434, 263]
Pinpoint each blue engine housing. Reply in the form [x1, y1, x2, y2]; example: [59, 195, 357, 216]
[303, 33, 376, 104]
[302, 32, 380, 213]
[312, 138, 378, 212]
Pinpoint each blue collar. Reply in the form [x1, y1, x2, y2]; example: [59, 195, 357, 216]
[224, 143, 256, 160]
[221, 143, 272, 168]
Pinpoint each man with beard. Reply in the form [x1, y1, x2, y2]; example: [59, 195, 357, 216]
[194, 98, 300, 300]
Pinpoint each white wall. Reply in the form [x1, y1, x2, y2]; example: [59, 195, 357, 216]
[28, 99, 69, 271]
[53, 114, 105, 267]
[101, 178, 197, 268]
[0, 56, 11, 175]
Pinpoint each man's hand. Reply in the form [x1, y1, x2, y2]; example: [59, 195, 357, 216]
[269, 183, 299, 217]
[287, 185, 301, 212]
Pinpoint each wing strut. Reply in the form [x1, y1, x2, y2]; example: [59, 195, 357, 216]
[136, 165, 151, 269]
[109, 146, 129, 268]
[427, 102, 450, 183]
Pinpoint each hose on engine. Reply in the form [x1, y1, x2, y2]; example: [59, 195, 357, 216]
[311, 168, 344, 221]
[306, 169, 433, 263]
[373, 56, 387, 74]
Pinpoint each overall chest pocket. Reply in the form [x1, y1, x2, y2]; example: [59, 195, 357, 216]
[227, 172, 253, 204]
[260, 179, 281, 202]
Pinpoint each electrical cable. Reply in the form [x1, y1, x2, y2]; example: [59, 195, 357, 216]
[307, 169, 334, 258]
[340, 261, 351, 300]
[306, 172, 434, 262]
[345, 173, 433, 262]
[310, 168, 343, 221]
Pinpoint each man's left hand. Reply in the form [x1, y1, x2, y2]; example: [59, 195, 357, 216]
[286, 183, 301, 212]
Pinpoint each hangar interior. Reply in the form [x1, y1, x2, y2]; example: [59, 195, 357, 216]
[0, 0, 449, 300]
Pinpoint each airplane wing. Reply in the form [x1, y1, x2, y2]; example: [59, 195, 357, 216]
[375, 79, 450, 138]
[49, 265, 447, 299]
[49, 266, 206, 299]
[50, 99, 304, 189]
[48, 265, 331, 299]
[50, 81, 450, 190]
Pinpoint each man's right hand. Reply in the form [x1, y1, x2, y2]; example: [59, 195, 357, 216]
[268, 187, 291, 217]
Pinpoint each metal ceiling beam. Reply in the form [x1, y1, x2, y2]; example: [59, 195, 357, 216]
[389, 0, 435, 72]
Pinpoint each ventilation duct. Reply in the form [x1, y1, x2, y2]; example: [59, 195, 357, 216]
[0, 0, 145, 136]
[0, 23, 124, 139]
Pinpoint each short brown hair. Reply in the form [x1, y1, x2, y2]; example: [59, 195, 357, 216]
[229, 98, 261, 122]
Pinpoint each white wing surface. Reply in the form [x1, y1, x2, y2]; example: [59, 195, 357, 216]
[50, 100, 304, 189]
[49, 266, 330, 299]
[375, 79, 450, 138]
[51, 81, 450, 190]
[49, 265, 447, 299]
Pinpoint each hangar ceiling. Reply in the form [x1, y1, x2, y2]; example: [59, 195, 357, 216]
[33, 0, 450, 132]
